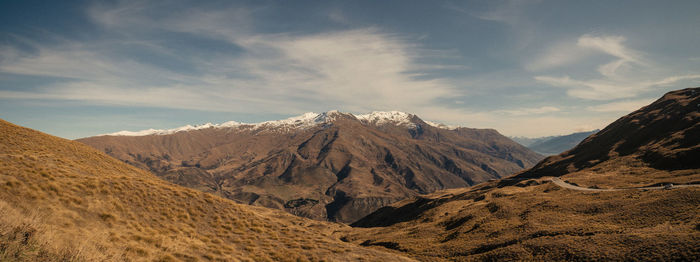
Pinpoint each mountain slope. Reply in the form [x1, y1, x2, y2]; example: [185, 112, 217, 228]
[344, 177, 699, 261]
[0, 119, 412, 261]
[516, 87, 700, 185]
[527, 130, 599, 155]
[341, 88, 700, 261]
[77, 111, 542, 223]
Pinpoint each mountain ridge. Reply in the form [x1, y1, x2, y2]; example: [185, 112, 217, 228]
[95, 110, 458, 137]
[78, 110, 543, 223]
[341, 87, 700, 261]
[516, 87, 700, 180]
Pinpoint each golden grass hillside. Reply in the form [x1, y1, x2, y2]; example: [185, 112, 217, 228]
[0, 119, 413, 261]
[342, 88, 700, 261]
[344, 177, 700, 261]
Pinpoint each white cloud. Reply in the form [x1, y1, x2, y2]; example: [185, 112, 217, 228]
[577, 35, 639, 62]
[495, 106, 560, 116]
[3, 1, 698, 139]
[528, 34, 643, 75]
[576, 34, 644, 77]
[533, 34, 700, 101]
[534, 75, 638, 100]
[525, 42, 590, 71]
[586, 99, 656, 113]
[535, 73, 700, 101]
[647, 74, 700, 86]
[1, 5, 455, 116]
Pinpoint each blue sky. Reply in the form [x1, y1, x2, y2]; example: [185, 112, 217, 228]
[1, 0, 699, 139]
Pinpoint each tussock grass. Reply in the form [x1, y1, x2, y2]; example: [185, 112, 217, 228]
[344, 177, 700, 261]
[0, 119, 412, 261]
[560, 156, 700, 189]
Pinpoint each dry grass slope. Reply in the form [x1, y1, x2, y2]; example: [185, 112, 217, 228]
[0, 119, 412, 261]
[345, 178, 700, 261]
[344, 88, 700, 261]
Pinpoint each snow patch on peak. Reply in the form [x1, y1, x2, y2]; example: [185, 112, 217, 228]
[252, 110, 351, 129]
[355, 111, 415, 126]
[253, 112, 323, 129]
[99, 110, 430, 137]
[100, 111, 342, 137]
[102, 121, 243, 136]
[424, 120, 459, 130]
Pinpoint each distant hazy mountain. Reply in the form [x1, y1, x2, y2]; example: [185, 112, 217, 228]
[528, 130, 599, 155]
[511, 130, 598, 155]
[78, 111, 542, 223]
[509, 136, 553, 147]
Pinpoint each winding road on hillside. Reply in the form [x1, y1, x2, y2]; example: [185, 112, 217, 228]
[550, 177, 700, 191]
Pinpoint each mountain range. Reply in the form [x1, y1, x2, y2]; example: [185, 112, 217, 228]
[1, 88, 698, 261]
[345, 88, 700, 260]
[511, 130, 599, 155]
[77, 111, 542, 223]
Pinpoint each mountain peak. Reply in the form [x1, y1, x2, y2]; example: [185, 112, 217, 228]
[355, 111, 416, 127]
[424, 120, 458, 130]
[98, 110, 460, 137]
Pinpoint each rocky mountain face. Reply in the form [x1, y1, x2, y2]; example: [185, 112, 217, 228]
[516, 87, 700, 179]
[77, 111, 542, 223]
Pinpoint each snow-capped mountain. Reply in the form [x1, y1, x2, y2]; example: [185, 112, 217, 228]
[100, 110, 450, 137]
[78, 110, 542, 223]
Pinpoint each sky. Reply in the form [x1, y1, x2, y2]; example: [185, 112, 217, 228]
[1, 0, 699, 139]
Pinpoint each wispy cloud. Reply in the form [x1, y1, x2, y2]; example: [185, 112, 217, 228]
[495, 106, 560, 116]
[1, 3, 455, 115]
[2, 1, 698, 138]
[525, 41, 590, 71]
[576, 34, 644, 77]
[533, 34, 700, 100]
[467, 0, 542, 48]
[586, 98, 656, 113]
[648, 74, 700, 86]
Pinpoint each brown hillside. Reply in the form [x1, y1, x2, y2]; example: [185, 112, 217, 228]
[77, 112, 541, 223]
[516, 87, 700, 182]
[0, 119, 412, 261]
[342, 88, 700, 261]
[344, 178, 699, 261]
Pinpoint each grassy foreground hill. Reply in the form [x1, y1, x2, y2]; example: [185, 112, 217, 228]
[0, 119, 412, 261]
[345, 178, 699, 261]
[342, 88, 700, 261]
